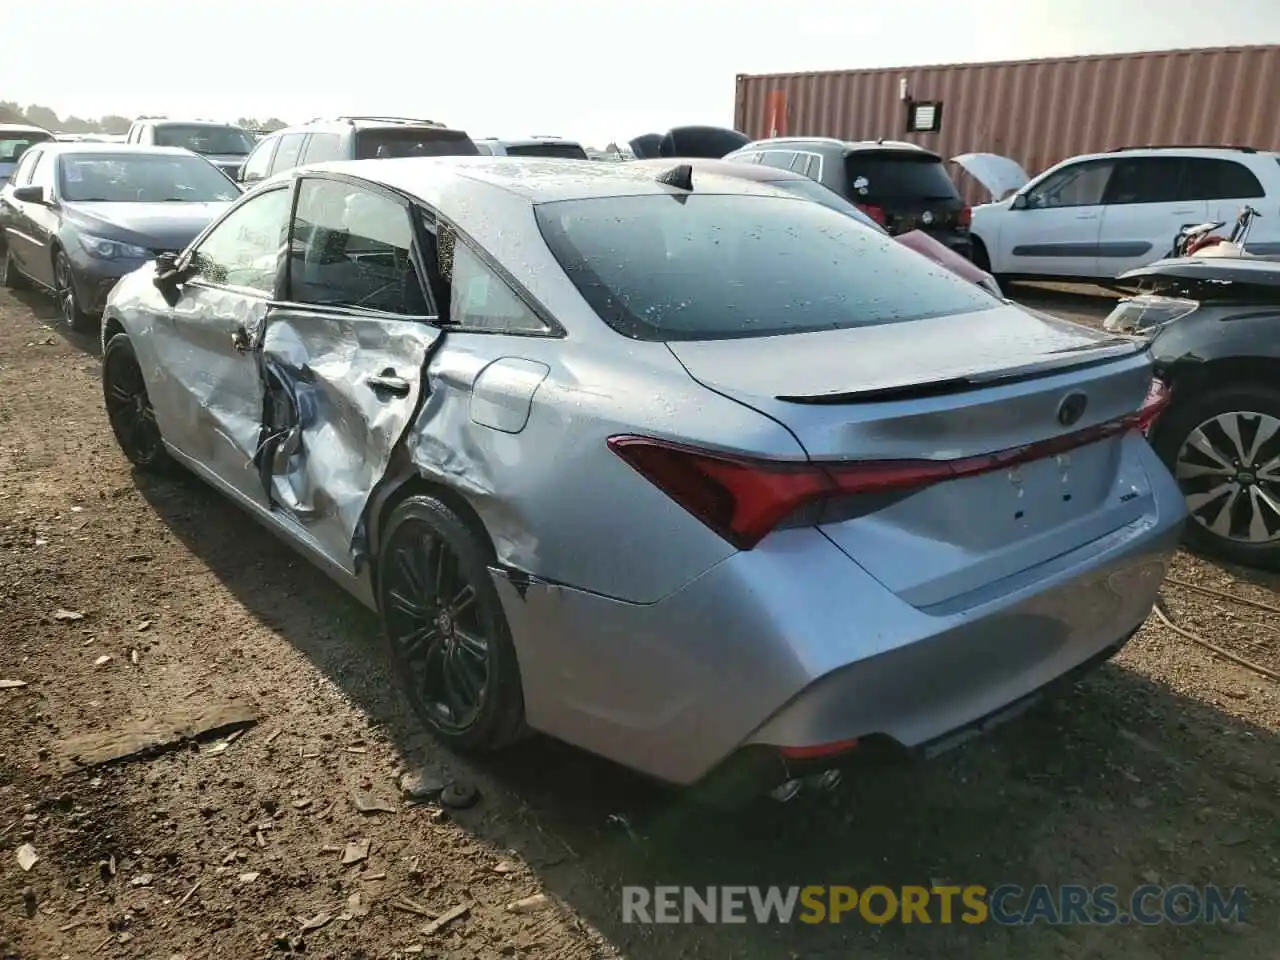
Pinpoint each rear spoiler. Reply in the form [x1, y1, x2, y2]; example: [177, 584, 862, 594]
[628, 126, 751, 160]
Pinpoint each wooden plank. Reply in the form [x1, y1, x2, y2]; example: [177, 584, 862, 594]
[57, 701, 258, 772]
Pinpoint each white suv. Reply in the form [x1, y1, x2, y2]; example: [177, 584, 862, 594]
[960, 146, 1280, 282]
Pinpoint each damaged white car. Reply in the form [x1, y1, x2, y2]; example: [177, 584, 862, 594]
[955, 146, 1280, 283]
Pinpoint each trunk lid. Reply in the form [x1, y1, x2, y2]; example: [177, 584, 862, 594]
[844, 150, 966, 237]
[667, 306, 1156, 608]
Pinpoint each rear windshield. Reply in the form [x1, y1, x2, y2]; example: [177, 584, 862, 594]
[766, 177, 889, 233]
[503, 142, 588, 160]
[0, 131, 53, 164]
[154, 125, 254, 156]
[845, 152, 961, 203]
[534, 193, 994, 341]
[355, 129, 479, 160]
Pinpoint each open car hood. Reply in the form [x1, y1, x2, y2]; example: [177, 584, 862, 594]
[950, 153, 1030, 201]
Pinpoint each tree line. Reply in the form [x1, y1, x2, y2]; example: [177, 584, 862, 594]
[0, 102, 289, 134]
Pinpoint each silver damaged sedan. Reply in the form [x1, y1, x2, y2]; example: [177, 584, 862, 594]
[99, 156, 1187, 797]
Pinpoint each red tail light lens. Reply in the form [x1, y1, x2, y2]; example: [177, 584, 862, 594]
[855, 203, 887, 226]
[608, 379, 1171, 550]
[958, 205, 972, 228]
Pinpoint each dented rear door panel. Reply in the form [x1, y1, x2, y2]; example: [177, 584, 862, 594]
[256, 305, 441, 574]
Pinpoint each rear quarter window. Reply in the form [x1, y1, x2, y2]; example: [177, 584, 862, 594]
[845, 152, 960, 203]
[534, 193, 993, 341]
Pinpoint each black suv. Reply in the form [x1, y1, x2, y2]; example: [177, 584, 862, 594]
[236, 116, 480, 186]
[126, 118, 255, 181]
[724, 137, 973, 257]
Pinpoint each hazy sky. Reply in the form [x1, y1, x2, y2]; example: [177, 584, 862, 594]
[5, 0, 1279, 146]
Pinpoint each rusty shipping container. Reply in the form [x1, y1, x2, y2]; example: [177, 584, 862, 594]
[735, 45, 1280, 203]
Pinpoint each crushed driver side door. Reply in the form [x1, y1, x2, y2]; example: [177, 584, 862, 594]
[254, 173, 442, 574]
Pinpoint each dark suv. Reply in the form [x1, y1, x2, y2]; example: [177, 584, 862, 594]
[236, 116, 479, 186]
[126, 119, 255, 181]
[724, 137, 973, 258]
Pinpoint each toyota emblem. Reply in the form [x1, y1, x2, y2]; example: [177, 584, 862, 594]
[1057, 392, 1088, 427]
[921, 210, 935, 225]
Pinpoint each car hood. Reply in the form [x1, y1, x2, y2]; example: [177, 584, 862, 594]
[666, 302, 1141, 402]
[65, 201, 232, 251]
[951, 153, 1030, 201]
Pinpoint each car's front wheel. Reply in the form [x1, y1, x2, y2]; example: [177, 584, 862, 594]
[377, 494, 526, 752]
[102, 332, 172, 472]
[53, 248, 96, 333]
[1152, 383, 1280, 568]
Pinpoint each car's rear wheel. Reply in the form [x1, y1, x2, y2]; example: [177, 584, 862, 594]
[102, 333, 171, 472]
[1, 246, 28, 290]
[377, 494, 526, 752]
[970, 236, 992, 273]
[53, 249, 96, 333]
[1152, 384, 1280, 568]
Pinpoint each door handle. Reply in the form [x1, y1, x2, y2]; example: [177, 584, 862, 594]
[1075, 214, 1098, 220]
[366, 372, 411, 398]
[231, 326, 250, 353]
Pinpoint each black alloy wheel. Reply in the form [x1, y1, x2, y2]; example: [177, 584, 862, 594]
[377, 494, 525, 751]
[102, 333, 171, 472]
[53, 248, 95, 332]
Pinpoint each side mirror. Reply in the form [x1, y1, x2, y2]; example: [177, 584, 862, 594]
[153, 253, 190, 306]
[11, 185, 47, 204]
[1011, 193, 1029, 211]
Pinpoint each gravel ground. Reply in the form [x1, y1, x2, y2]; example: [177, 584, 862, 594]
[0, 281, 1276, 960]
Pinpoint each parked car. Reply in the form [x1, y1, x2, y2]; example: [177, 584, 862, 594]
[1103, 255, 1280, 568]
[628, 157, 1003, 296]
[474, 137, 588, 159]
[126, 118, 256, 181]
[724, 137, 974, 258]
[1, 144, 240, 330]
[959, 145, 1280, 283]
[237, 117, 479, 186]
[0, 122, 55, 183]
[98, 156, 1184, 798]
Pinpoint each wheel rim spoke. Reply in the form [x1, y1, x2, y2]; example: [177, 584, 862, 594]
[1178, 410, 1280, 544]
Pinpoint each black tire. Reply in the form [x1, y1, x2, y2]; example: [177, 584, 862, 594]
[377, 494, 526, 752]
[102, 333, 172, 472]
[53, 248, 97, 333]
[970, 236, 992, 273]
[1, 245, 28, 290]
[1151, 383, 1280, 569]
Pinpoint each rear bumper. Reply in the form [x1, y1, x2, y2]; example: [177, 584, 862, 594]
[490, 449, 1185, 787]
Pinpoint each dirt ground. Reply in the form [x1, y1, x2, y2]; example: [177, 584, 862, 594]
[0, 282, 1276, 960]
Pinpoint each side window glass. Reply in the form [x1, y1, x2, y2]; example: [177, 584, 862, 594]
[1102, 157, 1183, 205]
[1180, 158, 1264, 201]
[241, 138, 278, 182]
[269, 135, 306, 175]
[1026, 161, 1114, 208]
[788, 152, 809, 173]
[10, 151, 38, 186]
[437, 228, 549, 334]
[759, 151, 794, 171]
[189, 187, 292, 293]
[288, 178, 428, 315]
[300, 133, 342, 164]
[28, 152, 53, 190]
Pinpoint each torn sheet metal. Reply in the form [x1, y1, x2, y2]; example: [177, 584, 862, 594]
[257, 308, 439, 571]
[950, 153, 1031, 202]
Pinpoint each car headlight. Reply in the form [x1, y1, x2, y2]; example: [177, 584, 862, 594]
[1102, 295, 1198, 334]
[78, 234, 150, 260]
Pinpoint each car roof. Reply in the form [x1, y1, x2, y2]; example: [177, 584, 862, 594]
[137, 118, 243, 128]
[740, 137, 941, 158]
[0, 123, 52, 135]
[26, 143, 201, 158]
[297, 155, 799, 203]
[628, 156, 809, 183]
[478, 136, 584, 147]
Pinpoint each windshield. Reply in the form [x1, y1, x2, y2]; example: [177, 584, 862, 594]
[845, 153, 961, 202]
[58, 154, 241, 203]
[503, 142, 588, 160]
[153, 125, 254, 156]
[0, 132, 53, 164]
[768, 178, 889, 233]
[355, 129, 479, 159]
[535, 193, 995, 341]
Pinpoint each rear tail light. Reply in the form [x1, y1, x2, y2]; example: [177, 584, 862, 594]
[958, 205, 972, 228]
[855, 203, 887, 226]
[608, 379, 1171, 550]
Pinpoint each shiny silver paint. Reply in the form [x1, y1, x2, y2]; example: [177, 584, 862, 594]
[104, 157, 1187, 785]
